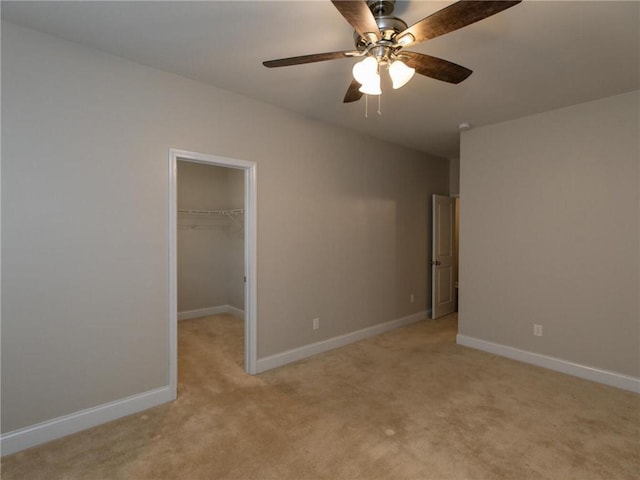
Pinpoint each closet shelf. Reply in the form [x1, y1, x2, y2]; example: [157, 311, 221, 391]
[178, 208, 244, 217]
[178, 208, 244, 232]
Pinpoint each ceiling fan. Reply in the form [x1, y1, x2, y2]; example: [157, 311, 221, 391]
[263, 0, 521, 103]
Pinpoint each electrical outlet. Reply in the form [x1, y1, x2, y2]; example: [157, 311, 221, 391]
[313, 318, 320, 330]
[410, 294, 415, 303]
[533, 324, 543, 337]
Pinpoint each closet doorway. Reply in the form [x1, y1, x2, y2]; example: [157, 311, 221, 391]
[168, 149, 257, 398]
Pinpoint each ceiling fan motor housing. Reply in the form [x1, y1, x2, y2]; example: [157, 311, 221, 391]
[354, 0, 408, 63]
[367, 0, 395, 17]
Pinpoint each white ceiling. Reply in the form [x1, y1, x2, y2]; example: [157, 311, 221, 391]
[2, 1, 638, 158]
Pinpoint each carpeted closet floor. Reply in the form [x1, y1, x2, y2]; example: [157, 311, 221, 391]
[2, 313, 638, 479]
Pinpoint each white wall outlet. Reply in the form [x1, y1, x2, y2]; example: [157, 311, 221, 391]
[410, 294, 415, 303]
[313, 318, 320, 330]
[533, 324, 543, 336]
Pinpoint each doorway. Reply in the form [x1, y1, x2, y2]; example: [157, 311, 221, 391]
[168, 149, 257, 399]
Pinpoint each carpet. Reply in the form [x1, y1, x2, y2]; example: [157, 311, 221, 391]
[1, 313, 638, 479]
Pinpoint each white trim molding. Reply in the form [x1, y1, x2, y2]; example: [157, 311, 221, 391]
[256, 310, 430, 373]
[456, 334, 640, 393]
[178, 305, 245, 321]
[0, 387, 173, 457]
[226, 305, 245, 320]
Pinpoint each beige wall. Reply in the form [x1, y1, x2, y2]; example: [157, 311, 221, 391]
[459, 90, 640, 377]
[177, 162, 244, 312]
[449, 157, 460, 196]
[1, 22, 448, 433]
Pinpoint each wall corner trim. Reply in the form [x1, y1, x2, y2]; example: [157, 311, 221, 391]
[456, 334, 640, 393]
[1, 386, 174, 456]
[256, 310, 430, 374]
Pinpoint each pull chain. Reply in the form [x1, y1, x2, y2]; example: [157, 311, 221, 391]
[363, 94, 382, 118]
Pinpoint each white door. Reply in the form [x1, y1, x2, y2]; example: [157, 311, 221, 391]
[431, 195, 455, 319]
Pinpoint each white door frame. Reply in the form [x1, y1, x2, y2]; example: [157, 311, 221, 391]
[168, 148, 258, 398]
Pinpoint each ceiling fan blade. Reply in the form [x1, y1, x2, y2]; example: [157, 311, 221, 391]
[343, 79, 364, 103]
[263, 51, 353, 68]
[331, 0, 380, 42]
[401, 51, 472, 84]
[397, 1, 521, 46]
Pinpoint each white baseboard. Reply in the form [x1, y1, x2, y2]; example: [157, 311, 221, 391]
[1, 386, 174, 456]
[256, 310, 430, 374]
[226, 305, 245, 320]
[456, 334, 640, 394]
[178, 305, 244, 321]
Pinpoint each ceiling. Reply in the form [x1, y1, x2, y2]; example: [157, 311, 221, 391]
[2, 1, 638, 159]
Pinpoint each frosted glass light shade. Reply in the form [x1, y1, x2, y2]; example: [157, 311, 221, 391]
[352, 57, 379, 85]
[389, 60, 415, 89]
[359, 75, 382, 95]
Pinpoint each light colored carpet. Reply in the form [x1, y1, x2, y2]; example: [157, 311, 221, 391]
[2, 313, 638, 479]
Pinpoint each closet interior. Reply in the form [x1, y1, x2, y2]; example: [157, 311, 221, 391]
[177, 160, 245, 320]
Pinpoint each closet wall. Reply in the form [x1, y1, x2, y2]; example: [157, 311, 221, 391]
[177, 161, 244, 315]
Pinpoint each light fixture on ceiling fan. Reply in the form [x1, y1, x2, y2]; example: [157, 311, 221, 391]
[352, 55, 415, 95]
[263, 0, 521, 103]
